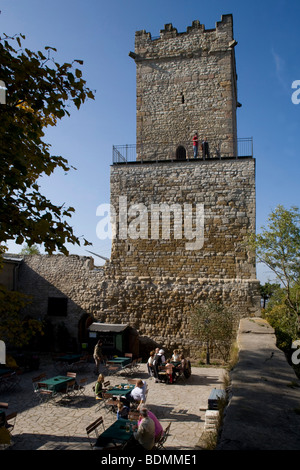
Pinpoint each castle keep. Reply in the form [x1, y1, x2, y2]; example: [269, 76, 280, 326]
[131, 15, 238, 161]
[109, 14, 260, 316]
[6, 15, 261, 358]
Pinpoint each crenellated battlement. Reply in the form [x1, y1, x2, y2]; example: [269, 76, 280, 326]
[135, 14, 234, 51]
[131, 14, 238, 163]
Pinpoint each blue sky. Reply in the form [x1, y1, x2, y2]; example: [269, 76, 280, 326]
[1, 0, 300, 284]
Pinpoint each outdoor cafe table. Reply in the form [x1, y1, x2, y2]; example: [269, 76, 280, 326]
[162, 361, 181, 368]
[94, 418, 136, 450]
[106, 383, 135, 397]
[41, 375, 74, 392]
[171, 361, 181, 367]
[106, 357, 131, 367]
[0, 367, 14, 377]
[54, 354, 81, 364]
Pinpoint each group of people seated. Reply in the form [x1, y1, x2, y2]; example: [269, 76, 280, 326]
[118, 403, 163, 450]
[147, 348, 191, 383]
[94, 375, 147, 411]
[93, 348, 191, 450]
[94, 375, 162, 450]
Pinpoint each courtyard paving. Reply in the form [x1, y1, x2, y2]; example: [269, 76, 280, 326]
[1, 356, 225, 451]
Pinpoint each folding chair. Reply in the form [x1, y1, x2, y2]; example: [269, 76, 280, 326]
[75, 377, 88, 396]
[158, 366, 168, 382]
[36, 383, 55, 405]
[105, 364, 121, 376]
[0, 372, 20, 392]
[86, 416, 105, 449]
[154, 422, 171, 450]
[59, 379, 76, 398]
[134, 358, 143, 372]
[102, 393, 119, 414]
[32, 373, 47, 392]
[66, 372, 77, 378]
[55, 379, 76, 405]
[121, 360, 137, 376]
[71, 354, 90, 373]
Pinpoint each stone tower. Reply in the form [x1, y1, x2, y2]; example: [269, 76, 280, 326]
[107, 15, 260, 356]
[12, 15, 261, 359]
[130, 14, 239, 161]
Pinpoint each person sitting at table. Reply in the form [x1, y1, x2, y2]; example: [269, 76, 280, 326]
[164, 358, 176, 384]
[177, 354, 189, 376]
[116, 401, 129, 420]
[132, 408, 155, 450]
[138, 405, 163, 441]
[122, 379, 147, 409]
[171, 349, 180, 361]
[94, 373, 105, 399]
[153, 349, 166, 383]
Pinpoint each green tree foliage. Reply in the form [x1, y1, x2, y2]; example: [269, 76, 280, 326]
[251, 206, 300, 359]
[249, 205, 300, 315]
[263, 284, 299, 352]
[0, 33, 95, 348]
[0, 285, 43, 348]
[20, 243, 40, 255]
[260, 282, 281, 309]
[190, 301, 237, 363]
[0, 33, 95, 255]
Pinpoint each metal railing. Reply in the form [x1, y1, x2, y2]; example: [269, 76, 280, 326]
[112, 138, 253, 164]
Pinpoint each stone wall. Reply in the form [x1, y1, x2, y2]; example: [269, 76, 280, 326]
[110, 157, 256, 280]
[15, 253, 260, 358]
[17, 255, 104, 341]
[14, 155, 260, 358]
[133, 14, 238, 161]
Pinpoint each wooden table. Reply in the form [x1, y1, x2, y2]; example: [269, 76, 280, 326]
[94, 418, 136, 449]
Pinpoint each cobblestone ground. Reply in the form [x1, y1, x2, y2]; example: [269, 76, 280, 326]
[1, 356, 225, 451]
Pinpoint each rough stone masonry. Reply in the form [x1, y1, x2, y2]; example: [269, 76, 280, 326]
[13, 15, 261, 359]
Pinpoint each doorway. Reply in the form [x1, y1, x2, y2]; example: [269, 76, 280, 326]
[176, 145, 186, 160]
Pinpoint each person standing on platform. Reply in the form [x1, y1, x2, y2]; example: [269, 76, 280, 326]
[193, 132, 198, 158]
[201, 137, 210, 159]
